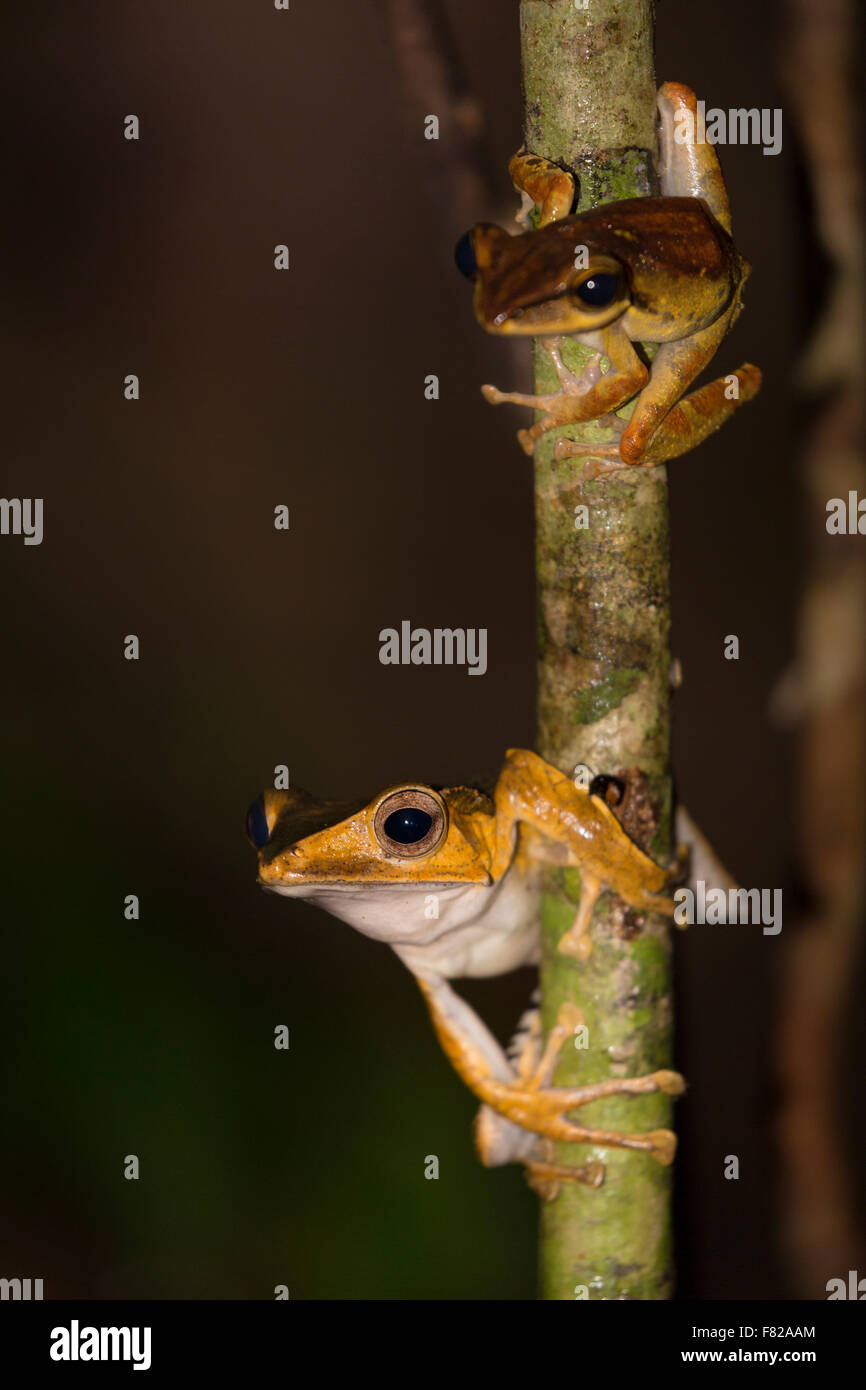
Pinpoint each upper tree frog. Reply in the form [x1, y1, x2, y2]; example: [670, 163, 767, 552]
[456, 82, 761, 467]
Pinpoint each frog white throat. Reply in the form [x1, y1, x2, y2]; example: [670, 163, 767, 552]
[268, 869, 540, 980]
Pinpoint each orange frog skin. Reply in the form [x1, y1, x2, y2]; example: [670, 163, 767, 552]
[247, 748, 688, 1193]
[456, 82, 761, 467]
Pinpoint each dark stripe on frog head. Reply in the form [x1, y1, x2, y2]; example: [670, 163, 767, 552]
[259, 788, 370, 865]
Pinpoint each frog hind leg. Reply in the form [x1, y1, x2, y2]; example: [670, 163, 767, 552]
[517, 1002, 616, 1198]
[657, 82, 732, 233]
[557, 359, 762, 469]
[615, 294, 759, 464]
[632, 362, 762, 464]
[475, 995, 603, 1189]
[415, 972, 683, 1172]
[476, 998, 608, 1198]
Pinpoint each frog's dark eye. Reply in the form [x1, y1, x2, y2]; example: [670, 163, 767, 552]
[454, 230, 477, 280]
[373, 788, 448, 859]
[574, 272, 620, 307]
[245, 795, 271, 849]
[589, 774, 626, 808]
[385, 806, 432, 843]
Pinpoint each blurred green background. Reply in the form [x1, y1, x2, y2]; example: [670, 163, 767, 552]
[3, 0, 863, 1298]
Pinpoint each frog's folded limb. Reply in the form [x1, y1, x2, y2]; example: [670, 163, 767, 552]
[554, 289, 757, 466]
[637, 362, 763, 464]
[616, 293, 755, 463]
[415, 973, 683, 1168]
[492, 748, 683, 958]
[495, 749, 678, 943]
[483, 329, 649, 458]
[556, 362, 762, 470]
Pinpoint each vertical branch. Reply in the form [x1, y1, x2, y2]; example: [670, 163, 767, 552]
[520, 1, 675, 1300]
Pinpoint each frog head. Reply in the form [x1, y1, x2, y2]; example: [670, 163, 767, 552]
[455, 216, 631, 336]
[456, 195, 737, 344]
[246, 781, 499, 945]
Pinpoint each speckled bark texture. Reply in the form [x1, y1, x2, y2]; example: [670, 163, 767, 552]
[521, 0, 676, 1301]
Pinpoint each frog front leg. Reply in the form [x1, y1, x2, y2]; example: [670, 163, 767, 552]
[482, 325, 648, 457]
[481, 337, 588, 415]
[509, 83, 731, 236]
[412, 970, 683, 1166]
[508, 148, 575, 228]
[493, 749, 680, 959]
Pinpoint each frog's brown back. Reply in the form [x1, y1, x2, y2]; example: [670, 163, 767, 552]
[478, 196, 736, 321]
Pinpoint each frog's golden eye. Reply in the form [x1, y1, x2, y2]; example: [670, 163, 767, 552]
[245, 794, 272, 849]
[574, 271, 621, 307]
[373, 788, 448, 859]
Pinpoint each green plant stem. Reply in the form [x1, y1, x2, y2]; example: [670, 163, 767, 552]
[520, 0, 676, 1301]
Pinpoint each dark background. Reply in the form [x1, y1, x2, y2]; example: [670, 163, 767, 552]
[2, 0, 862, 1298]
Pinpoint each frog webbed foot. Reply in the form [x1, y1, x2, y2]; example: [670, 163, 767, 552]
[416, 975, 683, 1180]
[475, 1108, 607, 1200]
[482, 336, 587, 415]
[553, 424, 632, 482]
[474, 997, 684, 1175]
[476, 1001, 607, 1196]
[524, 1144, 606, 1201]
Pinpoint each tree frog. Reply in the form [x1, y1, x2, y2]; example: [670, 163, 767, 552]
[247, 748, 686, 1193]
[455, 82, 761, 467]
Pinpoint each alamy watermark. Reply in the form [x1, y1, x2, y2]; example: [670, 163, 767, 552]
[0, 1276, 43, 1299]
[827, 1270, 866, 1299]
[674, 101, 782, 157]
[674, 880, 782, 935]
[379, 621, 487, 676]
[0, 498, 42, 545]
[50, 1321, 151, 1371]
